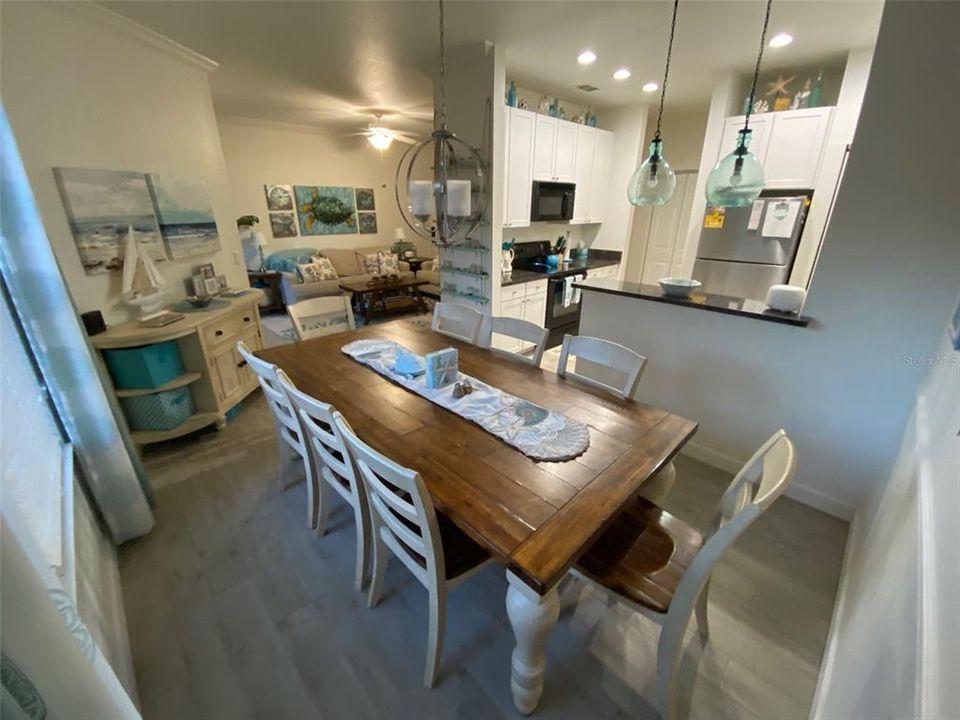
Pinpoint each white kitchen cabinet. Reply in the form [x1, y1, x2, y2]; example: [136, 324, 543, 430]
[532, 115, 576, 182]
[588, 129, 613, 223]
[718, 107, 833, 189]
[496, 279, 547, 352]
[503, 107, 536, 228]
[763, 108, 833, 189]
[589, 263, 620, 280]
[571, 125, 596, 223]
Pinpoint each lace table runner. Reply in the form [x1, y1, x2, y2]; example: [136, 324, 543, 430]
[342, 339, 590, 461]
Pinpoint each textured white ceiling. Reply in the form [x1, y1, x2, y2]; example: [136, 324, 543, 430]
[105, 0, 883, 133]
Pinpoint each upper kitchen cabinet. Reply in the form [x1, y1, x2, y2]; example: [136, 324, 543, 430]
[588, 129, 613, 223]
[533, 115, 576, 182]
[503, 107, 536, 228]
[571, 125, 596, 223]
[718, 107, 834, 189]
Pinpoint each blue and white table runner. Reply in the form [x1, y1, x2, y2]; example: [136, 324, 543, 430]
[342, 339, 590, 461]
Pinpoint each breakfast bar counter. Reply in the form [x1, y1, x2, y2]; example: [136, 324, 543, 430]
[573, 277, 812, 327]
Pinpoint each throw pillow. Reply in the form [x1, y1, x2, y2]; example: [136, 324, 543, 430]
[357, 252, 380, 275]
[296, 258, 338, 284]
[377, 251, 400, 275]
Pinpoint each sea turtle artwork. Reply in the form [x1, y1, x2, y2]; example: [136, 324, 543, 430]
[293, 185, 357, 235]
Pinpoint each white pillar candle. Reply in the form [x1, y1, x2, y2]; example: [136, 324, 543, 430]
[447, 180, 471, 217]
[409, 181, 433, 217]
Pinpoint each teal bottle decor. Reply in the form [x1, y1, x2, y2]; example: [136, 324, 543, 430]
[506, 81, 517, 107]
[628, 0, 680, 206]
[705, 0, 773, 208]
[704, 129, 764, 207]
[809, 69, 823, 107]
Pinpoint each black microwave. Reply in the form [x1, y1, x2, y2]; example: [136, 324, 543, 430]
[530, 181, 575, 222]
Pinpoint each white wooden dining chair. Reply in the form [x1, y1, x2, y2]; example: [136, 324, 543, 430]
[286, 294, 356, 342]
[236, 341, 317, 529]
[570, 430, 798, 720]
[555, 334, 676, 503]
[431, 302, 483, 344]
[556, 334, 647, 399]
[480, 315, 549, 366]
[334, 412, 493, 688]
[278, 374, 371, 591]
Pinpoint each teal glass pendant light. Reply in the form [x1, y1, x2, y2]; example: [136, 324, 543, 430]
[705, 0, 774, 208]
[628, 0, 680, 206]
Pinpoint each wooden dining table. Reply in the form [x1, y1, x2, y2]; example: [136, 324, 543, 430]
[258, 321, 697, 713]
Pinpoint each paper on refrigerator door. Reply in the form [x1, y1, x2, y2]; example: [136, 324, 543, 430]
[761, 200, 802, 238]
[747, 200, 765, 230]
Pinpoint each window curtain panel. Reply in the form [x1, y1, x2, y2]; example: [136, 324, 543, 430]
[0, 105, 153, 543]
[1, 505, 141, 719]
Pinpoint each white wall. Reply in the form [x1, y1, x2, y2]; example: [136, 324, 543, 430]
[578, 1, 960, 518]
[812, 317, 959, 720]
[217, 117, 434, 257]
[0, 2, 245, 324]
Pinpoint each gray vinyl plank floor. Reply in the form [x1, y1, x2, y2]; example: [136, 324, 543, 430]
[126, 393, 848, 720]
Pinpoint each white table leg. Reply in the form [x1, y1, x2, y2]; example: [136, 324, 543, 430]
[506, 570, 560, 715]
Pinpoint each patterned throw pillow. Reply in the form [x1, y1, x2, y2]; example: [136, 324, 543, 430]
[377, 251, 400, 275]
[354, 252, 380, 275]
[296, 257, 338, 284]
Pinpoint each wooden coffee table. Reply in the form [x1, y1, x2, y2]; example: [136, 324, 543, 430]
[339, 276, 429, 325]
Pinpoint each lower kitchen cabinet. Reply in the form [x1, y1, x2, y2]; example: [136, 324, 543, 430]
[495, 279, 547, 353]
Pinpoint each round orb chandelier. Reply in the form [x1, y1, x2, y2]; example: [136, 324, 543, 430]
[394, 0, 487, 248]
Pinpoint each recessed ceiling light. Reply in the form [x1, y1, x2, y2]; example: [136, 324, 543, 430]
[769, 32, 793, 48]
[613, 68, 632, 81]
[642, 82, 659, 93]
[578, 50, 597, 65]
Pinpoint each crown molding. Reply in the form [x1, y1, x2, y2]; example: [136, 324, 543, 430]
[50, 2, 219, 73]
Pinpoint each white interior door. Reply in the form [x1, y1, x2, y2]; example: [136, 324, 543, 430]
[640, 172, 698, 285]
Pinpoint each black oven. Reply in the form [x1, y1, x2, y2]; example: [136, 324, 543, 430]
[531, 181, 575, 222]
[544, 271, 586, 347]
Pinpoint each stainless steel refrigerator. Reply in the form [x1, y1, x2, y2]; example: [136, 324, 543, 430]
[692, 192, 811, 301]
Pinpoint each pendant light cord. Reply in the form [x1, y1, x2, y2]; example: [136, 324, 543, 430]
[653, 0, 680, 141]
[743, 0, 773, 134]
[438, 0, 447, 130]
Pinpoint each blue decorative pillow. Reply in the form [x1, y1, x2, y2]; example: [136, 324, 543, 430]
[263, 248, 317, 274]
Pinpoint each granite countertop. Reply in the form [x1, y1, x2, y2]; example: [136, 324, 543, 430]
[573, 277, 811, 327]
[502, 253, 621, 287]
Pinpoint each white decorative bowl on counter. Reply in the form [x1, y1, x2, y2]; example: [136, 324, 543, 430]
[765, 284, 807, 313]
[658, 277, 702, 298]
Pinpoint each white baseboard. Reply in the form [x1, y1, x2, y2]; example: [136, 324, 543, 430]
[809, 511, 861, 719]
[681, 441, 856, 521]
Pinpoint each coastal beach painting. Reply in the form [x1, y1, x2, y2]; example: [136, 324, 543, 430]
[294, 185, 357, 236]
[54, 167, 166, 275]
[147, 174, 221, 260]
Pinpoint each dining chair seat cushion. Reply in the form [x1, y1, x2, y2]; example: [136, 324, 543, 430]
[575, 498, 703, 614]
[393, 511, 490, 580]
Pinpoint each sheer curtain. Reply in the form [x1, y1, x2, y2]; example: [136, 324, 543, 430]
[0, 104, 153, 543]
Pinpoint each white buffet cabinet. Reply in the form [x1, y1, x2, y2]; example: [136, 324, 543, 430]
[503, 107, 614, 228]
[495, 278, 548, 352]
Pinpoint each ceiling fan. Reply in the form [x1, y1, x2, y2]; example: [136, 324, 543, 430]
[350, 113, 420, 151]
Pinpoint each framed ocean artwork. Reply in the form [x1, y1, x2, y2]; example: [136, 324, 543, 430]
[355, 187, 376, 211]
[264, 184, 294, 211]
[294, 185, 357, 236]
[147, 174, 221, 260]
[357, 212, 378, 234]
[53, 167, 166, 275]
[269, 212, 298, 238]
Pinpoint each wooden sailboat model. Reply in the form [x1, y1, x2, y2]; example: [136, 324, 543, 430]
[121, 224, 168, 319]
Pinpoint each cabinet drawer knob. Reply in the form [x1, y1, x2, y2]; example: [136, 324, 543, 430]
[215, 330, 224, 336]
[243, 316, 251, 322]
[237, 360, 248, 368]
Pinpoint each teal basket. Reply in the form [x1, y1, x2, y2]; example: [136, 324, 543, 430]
[103, 340, 184, 390]
[120, 386, 194, 432]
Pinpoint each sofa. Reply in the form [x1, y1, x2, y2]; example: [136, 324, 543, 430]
[262, 246, 436, 305]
